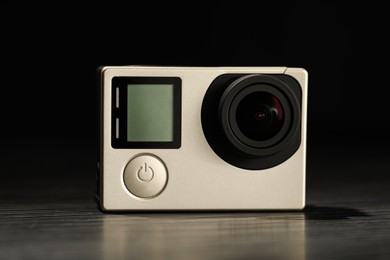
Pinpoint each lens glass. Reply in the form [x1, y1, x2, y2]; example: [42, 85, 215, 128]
[236, 92, 284, 141]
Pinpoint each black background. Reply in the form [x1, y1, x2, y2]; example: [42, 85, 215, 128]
[1, 2, 389, 194]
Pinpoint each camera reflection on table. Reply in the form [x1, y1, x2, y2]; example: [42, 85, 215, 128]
[101, 212, 305, 259]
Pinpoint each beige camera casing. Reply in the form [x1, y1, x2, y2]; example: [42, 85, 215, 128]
[99, 66, 308, 211]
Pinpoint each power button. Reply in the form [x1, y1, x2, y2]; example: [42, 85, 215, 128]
[123, 154, 168, 198]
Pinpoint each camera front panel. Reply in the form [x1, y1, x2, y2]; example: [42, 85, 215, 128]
[99, 66, 307, 211]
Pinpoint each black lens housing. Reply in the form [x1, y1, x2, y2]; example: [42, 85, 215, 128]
[201, 73, 302, 170]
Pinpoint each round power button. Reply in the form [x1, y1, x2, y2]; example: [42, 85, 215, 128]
[123, 154, 168, 198]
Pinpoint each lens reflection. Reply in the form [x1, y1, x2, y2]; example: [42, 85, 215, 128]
[236, 92, 284, 141]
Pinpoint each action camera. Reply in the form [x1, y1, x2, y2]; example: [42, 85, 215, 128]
[97, 66, 308, 211]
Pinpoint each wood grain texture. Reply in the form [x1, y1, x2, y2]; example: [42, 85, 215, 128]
[1, 197, 390, 260]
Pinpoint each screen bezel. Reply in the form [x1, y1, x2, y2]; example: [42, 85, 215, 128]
[111, 77, 181, 149]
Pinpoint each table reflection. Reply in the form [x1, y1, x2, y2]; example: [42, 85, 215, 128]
[101, 212, 305, 259]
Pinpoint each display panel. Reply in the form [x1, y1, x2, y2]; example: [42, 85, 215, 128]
[111, 77, 181, 149]
[127, 84, 174, 142]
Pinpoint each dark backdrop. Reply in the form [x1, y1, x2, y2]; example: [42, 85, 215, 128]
[1, 2, 389, 196]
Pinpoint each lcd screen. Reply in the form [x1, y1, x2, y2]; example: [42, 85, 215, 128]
[127, 84, 174, 142]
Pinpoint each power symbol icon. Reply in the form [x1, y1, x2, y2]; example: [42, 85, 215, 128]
[137, 163, 154, 182]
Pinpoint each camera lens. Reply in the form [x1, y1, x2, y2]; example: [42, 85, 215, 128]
[218, 74, 300, 157]
[236, 92, 284, 141]
[201, 73, 301, 170]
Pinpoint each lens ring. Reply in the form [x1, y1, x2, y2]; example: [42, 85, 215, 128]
[219, 74, 300, 157]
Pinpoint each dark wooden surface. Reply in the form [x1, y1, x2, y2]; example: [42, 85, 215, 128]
[1, 139, 390, 259]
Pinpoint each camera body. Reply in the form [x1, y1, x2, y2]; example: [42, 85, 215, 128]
[98, 66, 308, 211]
